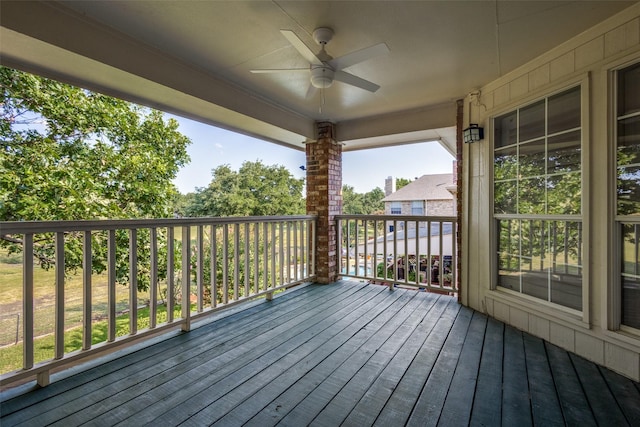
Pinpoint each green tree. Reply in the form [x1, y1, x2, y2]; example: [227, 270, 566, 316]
[342, 185, 384, 215]
[396, 177, 412, 190]
[172, 192, 197, 217]
[0, 67, 190, 220]
[0, 67, 191, 289]
[342, 185, 365, 214]
[185, 161, 305, 217]
[363, 187, 385, 214]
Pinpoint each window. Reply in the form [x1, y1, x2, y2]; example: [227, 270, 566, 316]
[494, 86, 582, 310]
[411, 201, 424, 215]
[617, 62, 640, 329]
[390, 202, 401, 215]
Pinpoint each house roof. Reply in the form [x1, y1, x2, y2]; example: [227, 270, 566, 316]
[382, 173, 454, 202]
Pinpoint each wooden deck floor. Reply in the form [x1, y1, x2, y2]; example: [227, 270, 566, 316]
[2, 281, 640, 426]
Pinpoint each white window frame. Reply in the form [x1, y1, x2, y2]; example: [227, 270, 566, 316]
[490, 76, 590, 323]
[611, 56, 640, 335]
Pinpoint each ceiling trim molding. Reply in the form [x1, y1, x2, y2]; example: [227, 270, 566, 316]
[336, 102, 456, 142]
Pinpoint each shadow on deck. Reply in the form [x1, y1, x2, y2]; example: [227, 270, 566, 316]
[1, 281, 640, 426]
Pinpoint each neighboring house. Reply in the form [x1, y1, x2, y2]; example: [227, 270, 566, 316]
[382, 173, 456, 217]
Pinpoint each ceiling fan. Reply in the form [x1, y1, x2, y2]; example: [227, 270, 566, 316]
[251, 27, 389, 96]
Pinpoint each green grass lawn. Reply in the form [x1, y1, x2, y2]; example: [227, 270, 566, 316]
[0, 303, 184, 374]
[0, 250, 159, 347]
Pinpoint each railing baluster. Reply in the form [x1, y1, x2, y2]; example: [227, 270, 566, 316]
[290, 221, 294, 281]
[244, 223, 250, 297]
[55, 232, 65, 359]
[414, 220, 419, 285]
[167, 227, 175, 323]
[181, 226, 191, 331]
[403, 220, 409, 286]
[271, 223, 276, 288]
[355, 220, 360, 275]
[222, 224, 229, 304]
[293, 221, 304, 282]
[363, 220, 369, 277]
[373, 219, 379, 281]
[254, 222, 259, 295]
[280, 222, 285, 284]
[211, 224, 217, 308]
[197, 225, 204, 312]
[150, 227, 158, 328]
[83, 231, 92, 350]
[23, 233, 34, 370]
[391, 220, 397, 290]
[263, 222, 269, 291]
[129, 229, 137, 336]
[438, 221, 443, 290]
[427, 220, 432, 286]
[383, 220, 388, 282]
[345, 220, 351, 276]
[234, 223, 240, 301]
[107, 230, 117, 341]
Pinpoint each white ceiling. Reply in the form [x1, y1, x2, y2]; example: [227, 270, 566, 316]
[0, 1, 636, 153]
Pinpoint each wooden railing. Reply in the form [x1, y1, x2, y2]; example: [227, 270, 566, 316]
[0, 215, 316, 387]
[336, 215, 457, 293]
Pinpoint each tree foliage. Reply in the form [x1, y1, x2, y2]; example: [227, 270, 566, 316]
[0, 67, 190, 221]
[0, 67, 191, 289]
[395, 177, 412, 190]
[185, 161, 305, 217]
[342, 185, 384, 215]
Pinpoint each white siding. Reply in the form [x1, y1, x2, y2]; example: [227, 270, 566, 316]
[462, 2, 640, 380]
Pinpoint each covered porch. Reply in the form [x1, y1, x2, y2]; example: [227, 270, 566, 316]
[3, 0, 640, 420]
[2, 281, 639, 426]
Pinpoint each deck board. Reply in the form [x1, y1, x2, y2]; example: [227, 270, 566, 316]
[502, 326, 533, 426]
[2, 281, 640, 427]
[469, 317, 504, 426]
[436, 311, 487, 426]
[522, 333, 564, 426]
[338, 296, 453, 427]
[569, 352, 628, 426]
[405, 305, 473, 427]
[599, 366, 640, 425]
[546, 342, 597, 426]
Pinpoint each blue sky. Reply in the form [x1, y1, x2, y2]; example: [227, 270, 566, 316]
[171, 116, 455, 194]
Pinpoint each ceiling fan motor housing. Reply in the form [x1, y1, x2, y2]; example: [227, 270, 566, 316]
[311, 65, 335, 88]
[313, 27, 334, 45]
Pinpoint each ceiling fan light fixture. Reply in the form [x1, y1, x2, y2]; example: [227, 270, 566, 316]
[311, 66, 335, 89]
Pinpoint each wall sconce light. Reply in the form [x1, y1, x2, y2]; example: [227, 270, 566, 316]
[463, 123, 484, 143]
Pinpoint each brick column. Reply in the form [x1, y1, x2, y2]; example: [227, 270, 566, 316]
[306, 121, 342, 284]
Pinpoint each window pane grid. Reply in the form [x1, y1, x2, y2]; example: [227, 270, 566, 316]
[497, 219, 582, 310]
[494, 86, 582, 310]
[617, 62, 640, 329]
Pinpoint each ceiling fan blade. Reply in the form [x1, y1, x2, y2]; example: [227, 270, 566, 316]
[329, 43, 389, 70]
[250, 68, 308, 73]
[305, 84, 318, 99]
[280, 30, 323, 66]
[334, 70, 381, 92]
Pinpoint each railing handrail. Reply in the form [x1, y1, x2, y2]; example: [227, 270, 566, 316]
[335, 214, 456, 221]
[0, 215, 317, 234]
